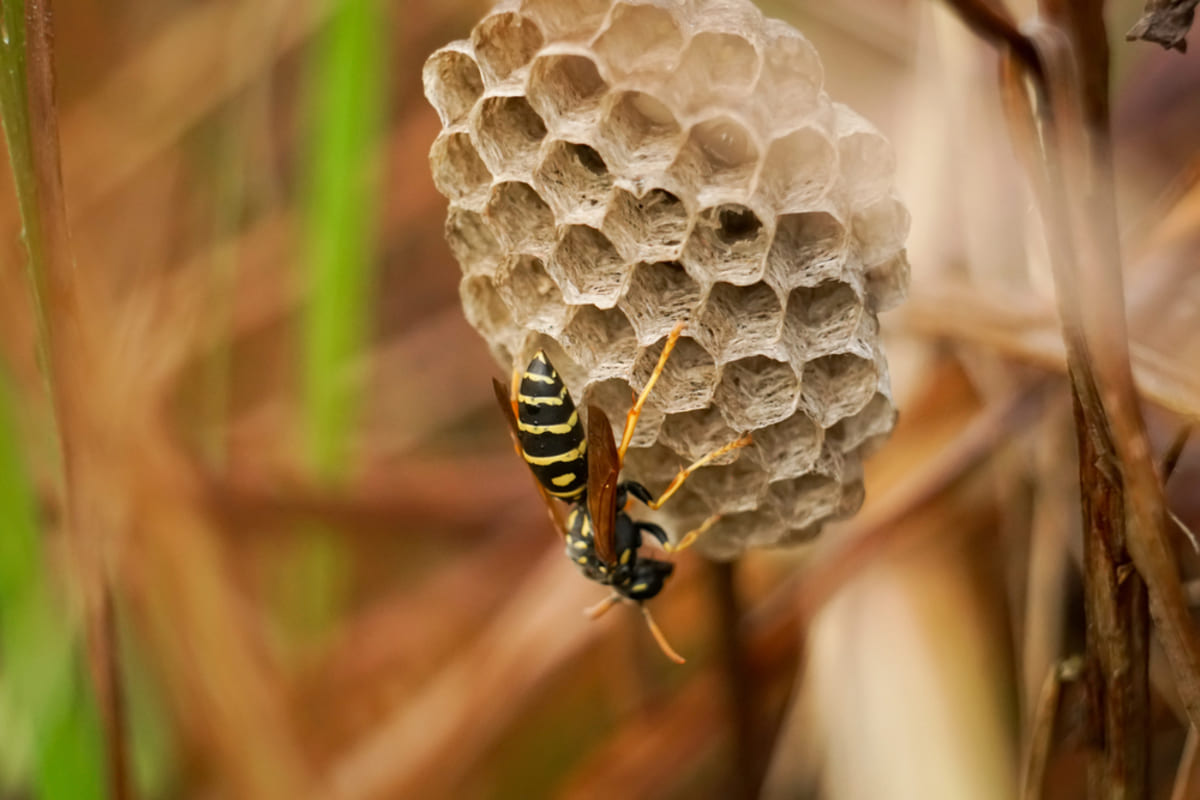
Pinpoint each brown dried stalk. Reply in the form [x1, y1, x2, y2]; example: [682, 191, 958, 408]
[938, 0, 1200, 796]
[1022, 656, 1085, 800]
[21, 2, 132, 797]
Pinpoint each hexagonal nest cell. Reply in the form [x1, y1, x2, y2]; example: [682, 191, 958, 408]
[426, 0, 909, 556]
[692, 281, 784, 363]
[597, 90, 685, 179]
[423, 46, 485, 126]
[472, 95, 548, 177]
[766, 210, 849, 292]
[549, 225, 627, 307]
[683, 204, 770, 286]
[669, 31, 760, 114]
[485, 181, 555, 254]
[603, 188, 689, 263]
[533, 140, 613, 224]
[495, 254, 572, 335]
[527, 52, 610, 135]
[668, 116, 761, 202]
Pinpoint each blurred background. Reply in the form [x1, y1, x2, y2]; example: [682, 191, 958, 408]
[1, 0, 1199, 798]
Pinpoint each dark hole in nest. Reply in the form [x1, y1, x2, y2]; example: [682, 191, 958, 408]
[717, 207, 761, 244]
[573, 143, 608, 176]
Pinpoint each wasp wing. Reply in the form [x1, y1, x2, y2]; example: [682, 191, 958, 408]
[492, 378, 569, 540]
[586, 404, 620, 566]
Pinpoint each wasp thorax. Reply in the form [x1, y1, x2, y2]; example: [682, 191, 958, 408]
[426, 0, 909, 558]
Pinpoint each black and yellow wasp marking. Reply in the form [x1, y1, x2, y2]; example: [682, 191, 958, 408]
[514, 352, 588, 500]
[493, 323, 751, 663]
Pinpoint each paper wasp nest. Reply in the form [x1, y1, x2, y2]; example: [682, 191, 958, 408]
[425, 0, 909, 558]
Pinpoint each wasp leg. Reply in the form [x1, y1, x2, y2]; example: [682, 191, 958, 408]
[645, 433, 753, 511]
[633, 521, 670, 549]
[641, 605, 686, 664]
[584, 593, 622, 620]
[664, 513, 722, 554]
[618, 321, 686, 461]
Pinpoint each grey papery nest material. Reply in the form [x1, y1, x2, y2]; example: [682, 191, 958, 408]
[424, 0, 909, 558]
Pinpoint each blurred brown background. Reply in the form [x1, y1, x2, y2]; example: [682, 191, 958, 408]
[1, 1, 1199, 799]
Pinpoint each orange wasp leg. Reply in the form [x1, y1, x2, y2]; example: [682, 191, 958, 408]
[617, 321, 686, 462]
[583, 593, 622, 620]
[664, 513, 722, 554]
[583, 594, 686, 664]
[645, 433, 753, 511]
[641, 605, 686, 664]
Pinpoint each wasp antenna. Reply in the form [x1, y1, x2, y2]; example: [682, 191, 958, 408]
[641, 605, 686, 664]
[584, 593, 622, 620]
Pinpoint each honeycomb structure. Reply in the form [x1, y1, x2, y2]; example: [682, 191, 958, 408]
[425, 0, 909, 558]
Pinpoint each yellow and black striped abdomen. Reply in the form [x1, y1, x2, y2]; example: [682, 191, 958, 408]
[516, 352, 587, 499]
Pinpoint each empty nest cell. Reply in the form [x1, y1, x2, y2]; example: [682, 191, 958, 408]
[829, 392, 896, 456]
[683, 458, 768, 515]
[485, 181, 555, 254]
[656, 405, 740, 464]
[756, 22, 824, 129]
[597, 90, 685, 175]
[713, 355, 799, 430]
[460, 275, 517, 345]
[838, 125, 895, 205]
[527, 52, 611, 135]
[852, 195, 910, 266]
[693, 281, 784, 363]
[631, 335, 718, 413]
[667, 31, 760, 114]
[430, 132, 493, 208]
[765, 473, 843, 530]
[548, 225, 628, 307]
[800, 352, 878, 428]
[472, 95, 549, 177]
[757, 127, 837, 212]
[747, 410, 823, 480]
[495, 254, 573, 335]
[592, 3, 685, 80]
[865, 251, 910, 312]
[668, 116, 760, 202]
[519, 0, 610, 41]
[472, 12, 544, 86]
[560, 305, 638, 378]
[781, 279, 863, 361]
[423, 47, 485, 126]
[602, 187, 689, 263]
[444, 208, 502, 277]
[765, 210, 848, 291]
[533, 140, 613, 224]
[837, 478, 866, 520]
[682, 203, 770, 285]
[618, 261, 702, 346]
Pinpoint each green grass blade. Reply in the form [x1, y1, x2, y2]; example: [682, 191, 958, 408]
[0, 3, 111, 797]
[0, 375, 106, 800]
[287, 0, 387, 642]
[301, 0, 386, 481]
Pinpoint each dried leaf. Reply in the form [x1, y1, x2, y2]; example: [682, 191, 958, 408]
[1127, 0, 1200, 52]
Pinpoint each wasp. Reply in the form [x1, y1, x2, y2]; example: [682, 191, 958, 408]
[492, 322, 751, 663]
